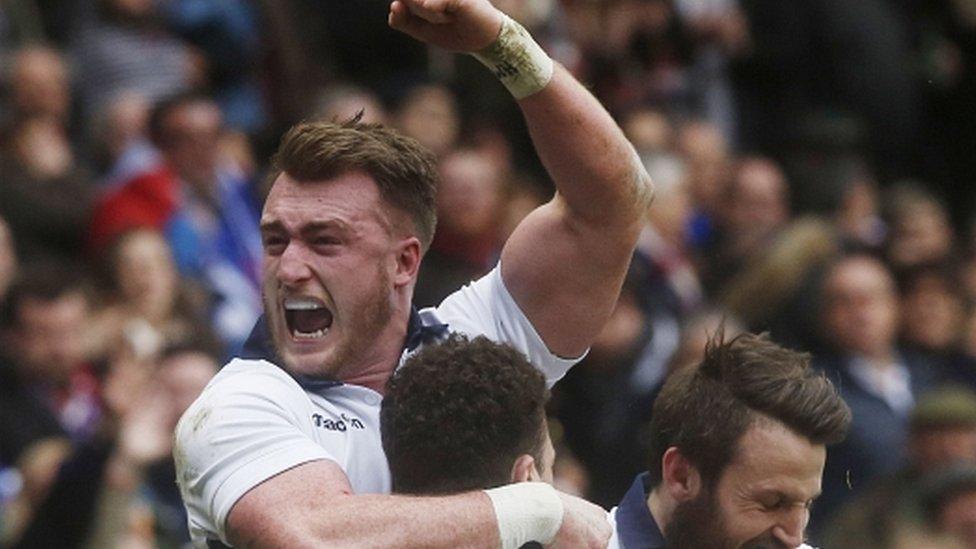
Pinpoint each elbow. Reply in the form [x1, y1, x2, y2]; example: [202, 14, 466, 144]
[617, 165, 654, 232]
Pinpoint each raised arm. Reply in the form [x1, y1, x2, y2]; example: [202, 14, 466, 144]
[390, 0, 654, 358]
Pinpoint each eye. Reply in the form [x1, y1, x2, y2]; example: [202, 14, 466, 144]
[262, 235, 287, 254]
[759, 495, 785, 511]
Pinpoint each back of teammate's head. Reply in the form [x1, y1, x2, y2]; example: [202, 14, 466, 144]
[381, 334, 551, 495]
[647, 329, 851, 489]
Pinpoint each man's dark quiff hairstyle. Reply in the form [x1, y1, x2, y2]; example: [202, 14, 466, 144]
[381, 334, 549, 495]
[647, 329, 851, 488]
[268, 114, 438, 251]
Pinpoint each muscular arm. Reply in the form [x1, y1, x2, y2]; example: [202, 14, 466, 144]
[390, 0, 654, 357]
[500, 66, 653, 357]
[227, 460, 497, 548]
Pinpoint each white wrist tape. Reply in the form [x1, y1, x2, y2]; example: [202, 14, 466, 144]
[472, 15, 555, 99]
[484, 482, 564, 549]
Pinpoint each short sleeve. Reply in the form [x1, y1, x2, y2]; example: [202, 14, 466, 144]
[432, 264, 585, 387]
[174, 360, 332, 544]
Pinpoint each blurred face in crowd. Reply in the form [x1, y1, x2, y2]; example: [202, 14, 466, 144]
[677, 121, 729, 214]
[10, 46, 70, 122]
[11, 116, 74, 180]
[395, 85, 459, 158]
[723, 158, 788, 248]
[644, 156, 691, 245]
[887, 201, 953, 269]
[821, 256, 899, 358]
[938, 489, 976, 549]
[14, 292, 89, 383]
[909, 426, 976, 474]
[158, 351, 218, 426]
[623, 109, 672, 154]
[261, 173, 413, 379]
[160, 100, 223, 194]
[99, 91, 150, 163]
[113, 230, 179, 323]
[900, 273, 965, 352]
[437, 150, 503, 239]
[666, 420, 824, 549]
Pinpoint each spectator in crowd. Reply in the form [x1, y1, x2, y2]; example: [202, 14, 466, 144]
[309, 83, 389, 125]
[920, 466, 976, 549]
[554, 261, 665, 508]
[0, 263, 99, 542]
[88, 228, 214, 362]
[392, 82, 461, 159]
[414, 148, 506, 308]
[163, 0, 267, 133]
[699, 156, 790, 297]
[382, 334, 552, 494]
[0, 114, 94, 262]
[898, 264, 968, 361]
[883, 183, 956, 275]
[824, 387, 976, 548]
[813, 252, 941, 532]
[665, 308, 744, 375]
[8, 339, 219, 548]
[84, 344, 218, 548]
[90, 89, 153, 180]
[69, 0, 194, 125]
[90, 93, 263, 352]
[4, 45, 71, 125]
[608, 331, 851, 548]
[675, 118, 730, 249]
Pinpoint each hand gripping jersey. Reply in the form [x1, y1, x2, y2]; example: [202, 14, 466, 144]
[174, 266, 581, 547]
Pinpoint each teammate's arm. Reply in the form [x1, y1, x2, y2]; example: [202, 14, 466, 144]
[225, 460, 609, 548]
[389, 0, 654, 358]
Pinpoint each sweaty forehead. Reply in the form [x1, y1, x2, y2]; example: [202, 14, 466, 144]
[726, 419, 826, 497]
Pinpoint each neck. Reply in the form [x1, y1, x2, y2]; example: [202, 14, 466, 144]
[647, 488, 674, 537]
[337, 300, 412, 394]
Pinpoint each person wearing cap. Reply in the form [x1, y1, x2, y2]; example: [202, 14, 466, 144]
[822, 387, 976, 548]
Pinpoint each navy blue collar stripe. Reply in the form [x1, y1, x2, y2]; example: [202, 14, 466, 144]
[238, 307, 449, 393]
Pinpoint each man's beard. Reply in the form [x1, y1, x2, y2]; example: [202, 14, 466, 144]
[665, 488, 791, 549]
[266, 267, 394, 379]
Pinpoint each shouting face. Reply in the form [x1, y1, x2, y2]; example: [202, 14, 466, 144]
[260, 172, 415, 380]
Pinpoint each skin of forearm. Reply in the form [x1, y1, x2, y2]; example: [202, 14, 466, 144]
[518, 65, 654, 228]
[232, 492, 501, 548]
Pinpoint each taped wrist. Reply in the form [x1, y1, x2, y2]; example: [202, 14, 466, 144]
[484, 482, 564, 549]
[472, 15, 555, 99]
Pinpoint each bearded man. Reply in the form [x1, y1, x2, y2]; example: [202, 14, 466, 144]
[609, 332, 851, 549]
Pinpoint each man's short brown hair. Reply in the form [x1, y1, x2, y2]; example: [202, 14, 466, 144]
[647, 331, 851, 488]
[269, 117, 438, 250]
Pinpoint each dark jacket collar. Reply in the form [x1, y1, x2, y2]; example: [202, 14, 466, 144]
[616, 472, 666, 549]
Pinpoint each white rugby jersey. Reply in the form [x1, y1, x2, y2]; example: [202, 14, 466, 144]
[174, 265, 581, 547]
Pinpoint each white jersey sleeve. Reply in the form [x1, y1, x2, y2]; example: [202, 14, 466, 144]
[431, 264, 584, 387]
[174, 359, 333, 545]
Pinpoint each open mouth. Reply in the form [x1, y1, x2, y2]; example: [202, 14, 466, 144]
[283, 297, 333, 340]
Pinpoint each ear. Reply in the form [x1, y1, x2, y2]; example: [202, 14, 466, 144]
[661, 447, 702, 503]
[392, 236, 422, 288]
[510, 454, 539, 484]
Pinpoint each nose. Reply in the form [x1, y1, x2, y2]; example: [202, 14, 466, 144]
[772, 507, 808, 548]
[277, 241, 313, 286]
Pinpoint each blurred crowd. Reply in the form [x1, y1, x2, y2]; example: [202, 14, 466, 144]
[0, 0, 975, 547]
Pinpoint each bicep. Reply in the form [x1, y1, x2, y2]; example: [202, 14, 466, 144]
[500, 197, 638, 358]
[226, 460, 353, 548]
